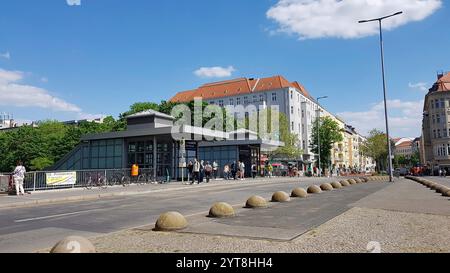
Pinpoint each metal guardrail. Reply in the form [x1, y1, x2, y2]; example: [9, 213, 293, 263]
[1, 168, 159, 192]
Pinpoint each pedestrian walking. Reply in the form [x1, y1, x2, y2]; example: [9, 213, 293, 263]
[223, 164, 230, 180]
[212, 161, 219, 180]
[239, 161, 245, 180]
[199, 160, 205, 183]
[191, 159, 200, 185]
[444, 169, 447, 178]
[251, 163, 257, 179]
[205, 161, 212, 183]
[13, 161, 26, 196]
[187, 161, 193, 184]
[231, 161, 237, 180]
[267, 163, 273, 178]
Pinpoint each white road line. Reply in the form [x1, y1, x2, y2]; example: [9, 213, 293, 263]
[14, 208, 105, 223]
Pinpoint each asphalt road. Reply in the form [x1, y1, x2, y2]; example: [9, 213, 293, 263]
[0, 177, 377, 253]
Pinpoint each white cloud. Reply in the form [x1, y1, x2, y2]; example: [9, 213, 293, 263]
[0, 68, 81, 112]
[41, 77, 49, 83]
[267, 0, 442, 40]
[409, 82, 428, 92]
[66, 0, 81, 6]
[0, 52, 10, 60]
[194, 66, 236, 78]
[338, 99, 424, 137]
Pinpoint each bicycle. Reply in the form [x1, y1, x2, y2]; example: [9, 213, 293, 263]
[108, 172, 131, 187]
[85, 173, 108, 190]
[137, 172, 156, 185]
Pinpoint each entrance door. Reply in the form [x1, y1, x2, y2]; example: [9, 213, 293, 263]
[239, 146, 260, 177]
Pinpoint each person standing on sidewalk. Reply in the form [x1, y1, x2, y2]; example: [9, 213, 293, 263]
[187, 160, 193, 184]
[205, 161, 212, 183]
[199, 160, 205, 184]
[223, 164, 230, 180]
[13, 161, 26, 196]
[251, 163, 257, 179]
[212, 161, 219, 180]
[191, 159, 200, 185]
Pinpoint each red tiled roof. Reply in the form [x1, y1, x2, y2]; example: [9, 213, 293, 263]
[170, 75, 313, 103]
[431, 72, 450, 92]
[396, 140, 413, 148]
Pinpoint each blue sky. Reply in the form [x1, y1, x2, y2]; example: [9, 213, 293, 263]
[0, 0, 448, 137]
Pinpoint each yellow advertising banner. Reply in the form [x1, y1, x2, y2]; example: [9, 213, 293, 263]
[46, 172, 77, 186]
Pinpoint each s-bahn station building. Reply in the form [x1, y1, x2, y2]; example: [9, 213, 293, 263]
[52, 109, 282, 180]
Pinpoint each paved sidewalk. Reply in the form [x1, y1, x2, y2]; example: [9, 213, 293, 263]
[90, 178, 450, 253]
[0, 176, 344, 210]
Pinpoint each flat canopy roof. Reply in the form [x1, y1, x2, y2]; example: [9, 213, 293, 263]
[82, 125, 228, 141]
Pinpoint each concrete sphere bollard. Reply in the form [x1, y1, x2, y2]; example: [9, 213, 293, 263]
[354, 178, 363, 184]
[340, 180, 350, 187]
[443, 189, 450, 197]
[331, 181, 343, 189]
[209, 202, 235, 218]
[360, 177, 369, 183]
[348, 179, 357, 185]
[307, 185, 322, 194]
[436, 186, 450, 194]
[272, 191, 291, 202]
[430, 183, 440, 190]
[50, 236, 96, 253]
[320, 183, 334, 191]
[246, 195, 268, 208]
[291, 188, 308, 198]
[155, 211, 188, 231]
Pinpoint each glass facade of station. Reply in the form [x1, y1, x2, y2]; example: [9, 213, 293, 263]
[52, 110, 276, 180]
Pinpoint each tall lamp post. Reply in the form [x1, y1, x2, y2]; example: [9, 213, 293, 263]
[359, 11, 403, 183]
[316, 96, 328, 177]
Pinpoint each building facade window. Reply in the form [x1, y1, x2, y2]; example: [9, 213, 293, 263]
[291, 122, 294, 131]
[229, 98, 234, 105]
[219, 100, 224, 107]
[260, 95, 264, 102]
[432, 115, 435, 124]
[291, 106, 294, 114]
[436, 100, 440, 108]
[272, 93, 277, 102]
[437, 114, 441, 124]
[441, 98, 445, 108]
[236, 98, 241, 105]
[431, 100, 434, 109]
[438, 129, 441, 138]
[433, 130, 436, 139]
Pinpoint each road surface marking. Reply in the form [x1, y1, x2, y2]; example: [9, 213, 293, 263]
[14, 208, 106, 223]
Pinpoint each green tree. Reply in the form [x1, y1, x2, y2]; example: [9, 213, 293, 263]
[250, 108, 302, 160]
[361, 129, 394, 172]
[310, 116, 344, 171]
[30, 157, 54, 171]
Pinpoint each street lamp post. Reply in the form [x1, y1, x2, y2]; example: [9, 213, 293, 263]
[316, 96, 328, 177]
[359, 11, 403, 183]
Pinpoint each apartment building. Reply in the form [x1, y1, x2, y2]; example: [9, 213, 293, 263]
[171, 75, 373, 172]
[421, 71, 450, 172]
